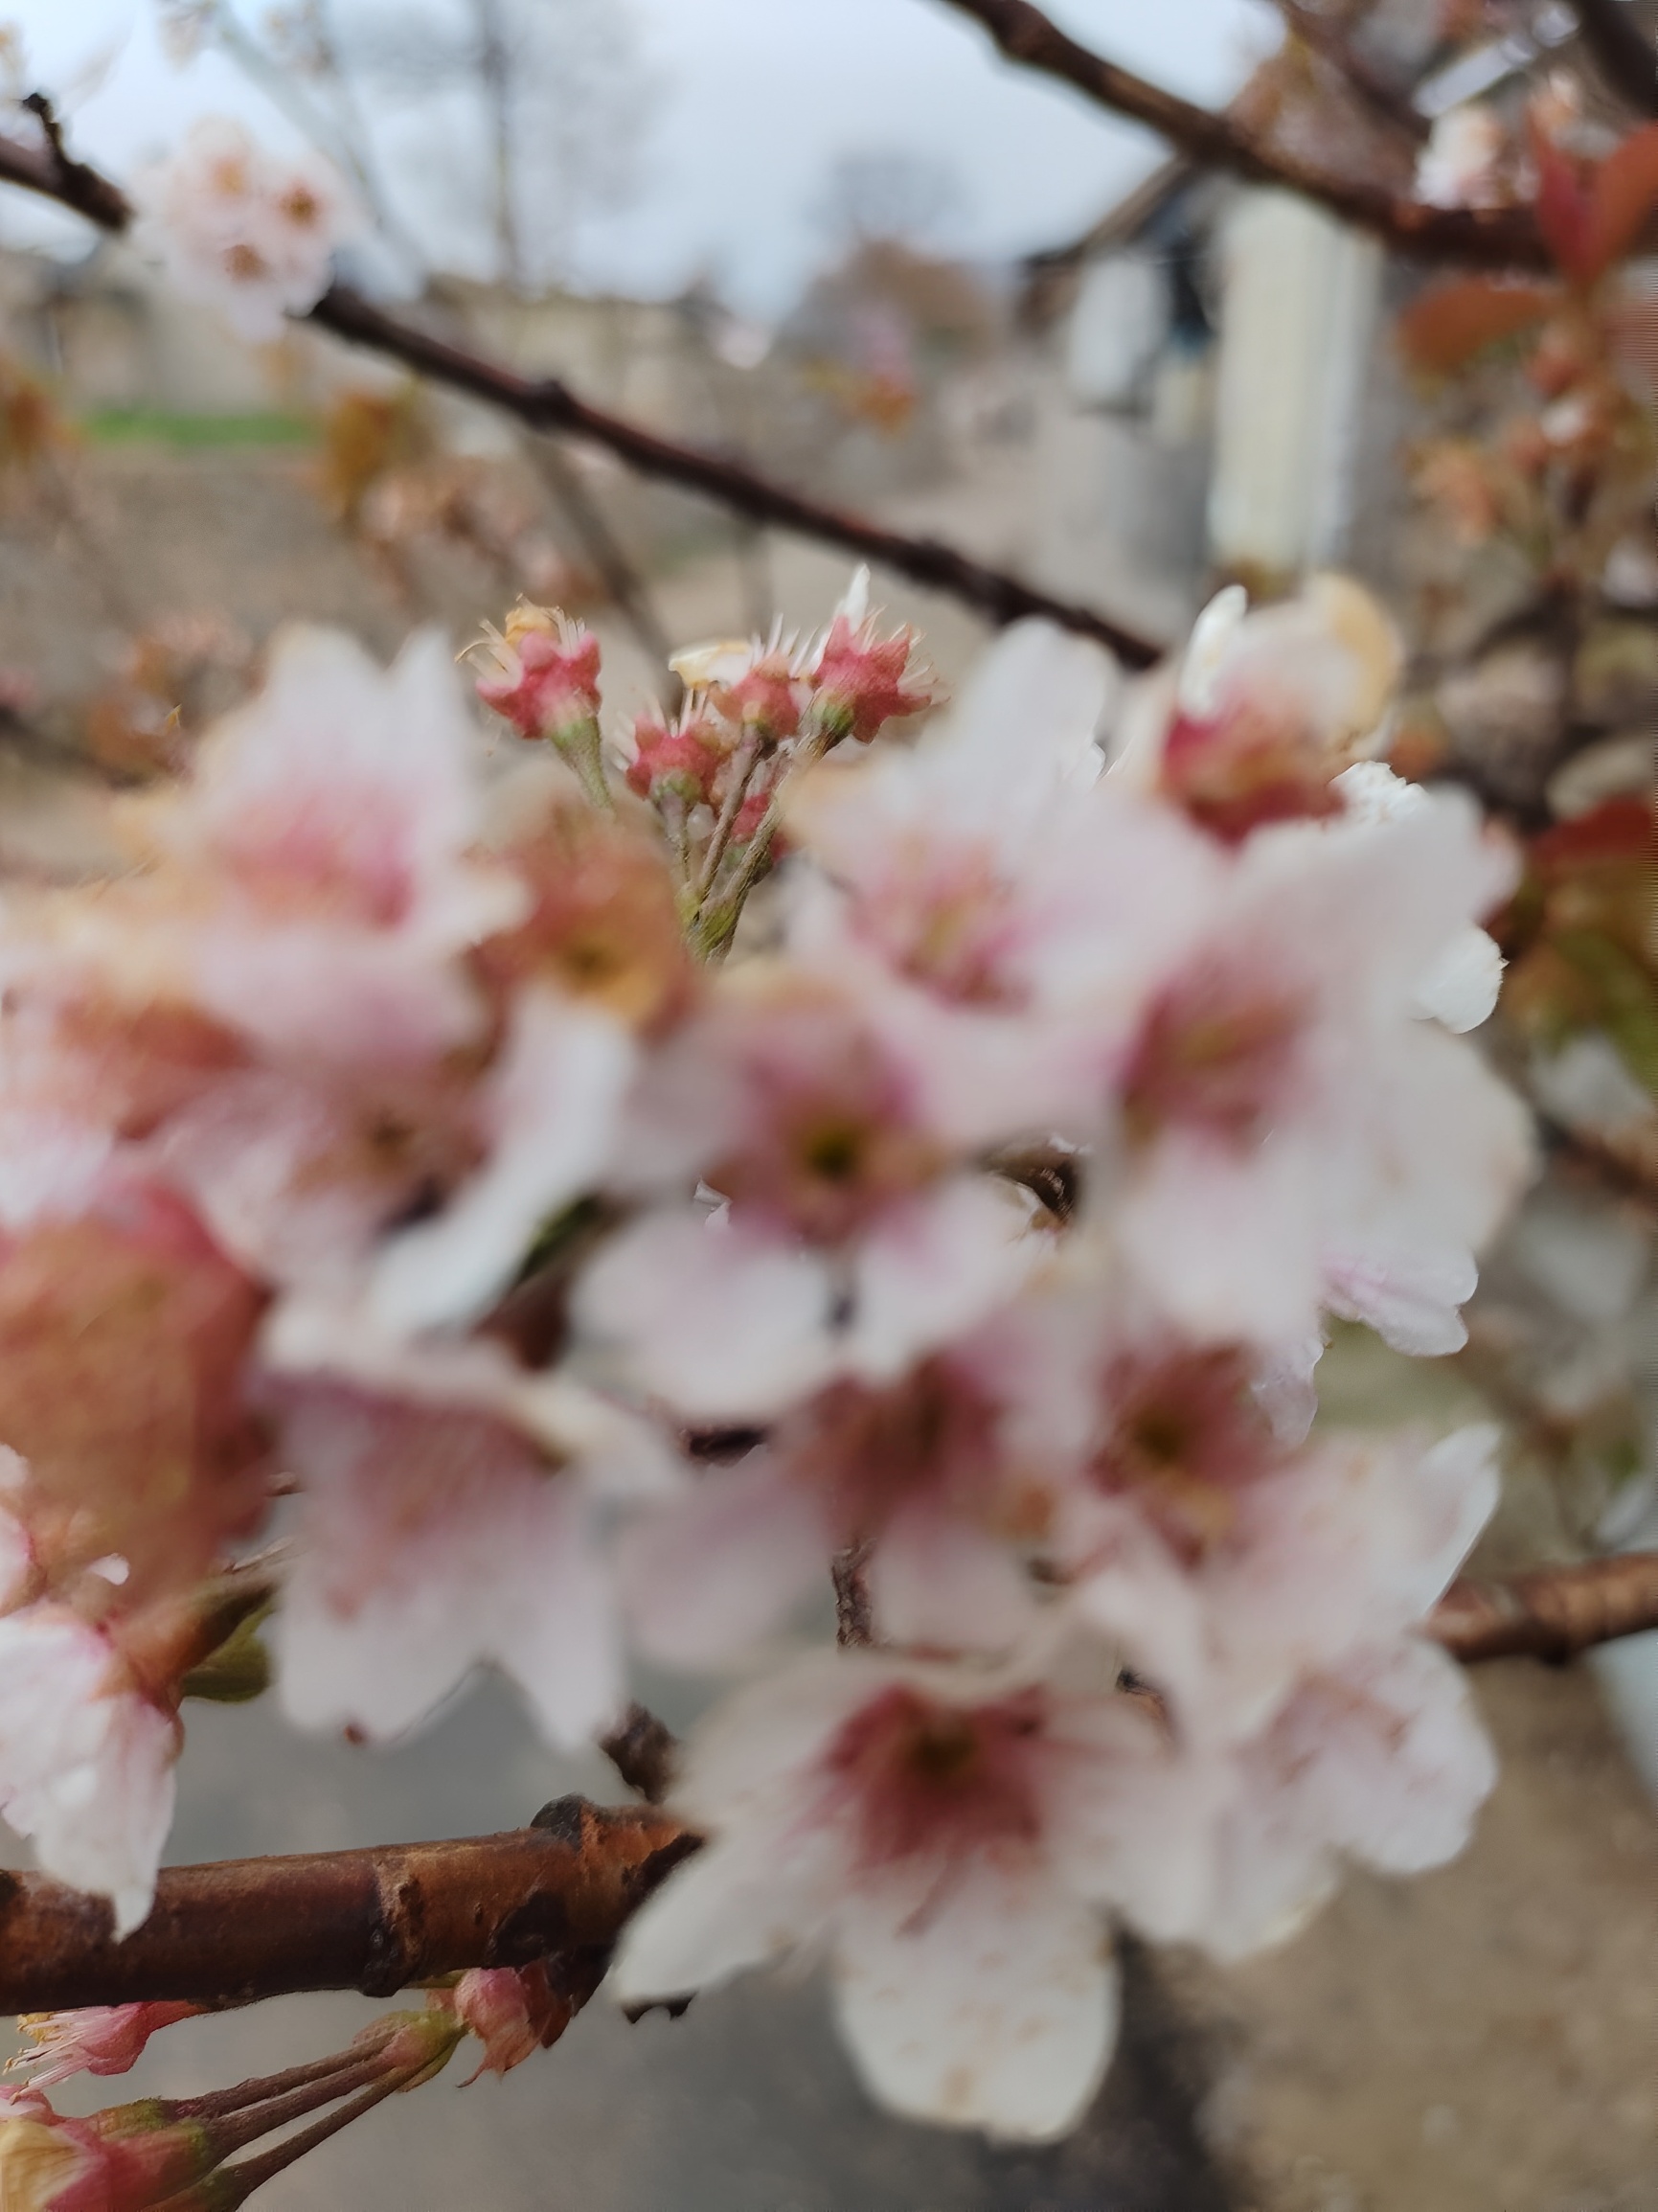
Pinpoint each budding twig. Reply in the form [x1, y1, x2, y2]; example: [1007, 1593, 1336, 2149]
[0, 1557, 1649, 2017]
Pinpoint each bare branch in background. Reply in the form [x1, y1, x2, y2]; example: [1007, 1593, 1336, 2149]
[0, 115, 1166, 665]
[929, 0, 1553, 264]
[307, 285, 1166, 661]
[1276, 0, 1430, 142]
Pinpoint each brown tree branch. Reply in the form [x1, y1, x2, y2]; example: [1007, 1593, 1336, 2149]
[0, 1797, 695, 2014]
[1430, 1550, 1658, 1663]
[1276, 0, 1430, 142]
[0, 113, 1166, 668]
[1567, 0, 1658, 119]
[306, 287, 1164, 662]
[0, 1559, 1651, 2017]
[931, 0, 1551, 265]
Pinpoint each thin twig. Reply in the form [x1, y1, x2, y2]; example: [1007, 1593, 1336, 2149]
[599, 1703, 680, 1805]
[930, 0, 1553, 265]
[832, 1541, 875, 1647]
[173, 2069, 407, 2209]
[524, 437, 678, 701]
[307, 287, 1168, 664]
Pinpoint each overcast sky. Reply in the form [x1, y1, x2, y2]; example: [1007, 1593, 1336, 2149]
[0, 0, 1279, 312]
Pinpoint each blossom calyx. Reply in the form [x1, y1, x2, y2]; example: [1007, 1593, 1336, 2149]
[443, 1964, 574, 2078]
[624, 713, 724, 806]
[476, 605, 601, 735]
[810, 615, 935, 743]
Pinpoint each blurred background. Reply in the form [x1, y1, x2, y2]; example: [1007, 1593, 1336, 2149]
[0, 1, 1653, 2207]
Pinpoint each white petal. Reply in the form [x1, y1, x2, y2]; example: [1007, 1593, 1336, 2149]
[1325, 1243, 1478, 1356]
[620, 1463, 830, 1666]
[868, 1507, 1038, 1653]
[940, 620, 1118, 787]
[369, 997, 635, 1335]
[1298, 1640, 1498, 1877]
[831, 1862, 1118, 2142]
[576, 1210, 835, 1421]
[847, 1178, 1038, 1382]
[1177, 584, 1248, 718]
[611, 1810, 844, 2004]
[1413, 926, 1504, 1033]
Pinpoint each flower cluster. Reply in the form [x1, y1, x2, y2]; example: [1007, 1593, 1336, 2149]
[133, 120, 352, 343]
[0, 567, 1529, 2139]
[0, 2005, 466, 2209]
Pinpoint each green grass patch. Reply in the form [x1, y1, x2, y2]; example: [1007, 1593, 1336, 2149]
[80, 408, 317, 449]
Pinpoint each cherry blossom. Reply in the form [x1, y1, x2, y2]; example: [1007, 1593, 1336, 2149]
[613, 1639, 1218, 2141]
[782, 620, 1223, 1143]
[1093, 791, 1531, 1344]
[620, 1318, 1065, 1667]
[576, 967, 1043, 1420]
[1070, 1424, 1501, 1745]
[13, 2005, 203, 2090]
[1190, 1636, 1496, 1960]
[134, 119, 353, 343]
[260, 1300, 673, 1747]
[1416, 104, 1510, 212]
[1108, 577, 1403, 840]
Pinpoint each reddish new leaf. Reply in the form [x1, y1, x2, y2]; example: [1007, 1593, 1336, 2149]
[1584, 121, 1658, 283]
[1397, 276, 1558, 374]
[1530, 791, 1653, 874]
[1532, 125, 1597, 281]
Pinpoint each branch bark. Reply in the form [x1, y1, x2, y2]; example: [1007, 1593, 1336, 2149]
[1567, 0, 1658, 119]
[1430, 1551, 1658, 1664]
[0, 1797, 695, 2014]
[0, 116, 1166, 667]
[931, 0, 1551, 265]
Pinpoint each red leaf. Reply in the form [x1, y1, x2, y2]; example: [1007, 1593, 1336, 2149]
[1397, 277, 1558, 374]
[1530, 792, 1653, 874]
[1584, 121, 1658, 282]
[1532, 125, 1597, 280]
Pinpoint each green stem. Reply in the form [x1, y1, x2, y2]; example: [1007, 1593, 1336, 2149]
[693, 725, 831, 959]
[693, 726, 764, 909]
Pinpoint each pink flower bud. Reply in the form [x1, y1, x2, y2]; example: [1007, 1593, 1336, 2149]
[445, 1964, 571, 2079]
[469, 607, 602, 743]
[811, 615, 934, 743]
[624, 714, 724, 805]
[14, 2004, 202, 2090]
[0, 2094, 215, 2212]
[720, 654, 803, 741]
